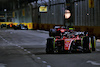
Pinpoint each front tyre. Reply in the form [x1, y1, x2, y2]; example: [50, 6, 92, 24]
[91, 36, 96, 51]
[46, 38, 54, 54]
[83, 36, 92, 53]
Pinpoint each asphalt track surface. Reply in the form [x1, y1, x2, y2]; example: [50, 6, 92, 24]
[0, 29, 100, 67]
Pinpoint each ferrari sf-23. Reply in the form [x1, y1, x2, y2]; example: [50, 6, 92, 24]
[46, 26, 96, 53]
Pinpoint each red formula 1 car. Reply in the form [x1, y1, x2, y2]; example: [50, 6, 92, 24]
[46, 26, 96, 53]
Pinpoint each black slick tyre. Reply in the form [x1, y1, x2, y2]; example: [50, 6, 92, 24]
[46, 38, 54, 54]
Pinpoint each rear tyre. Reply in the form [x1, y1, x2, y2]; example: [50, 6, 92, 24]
[46, 38, 54, 54]
[83, 36, 92, 53]
[91, 36, 96, 51]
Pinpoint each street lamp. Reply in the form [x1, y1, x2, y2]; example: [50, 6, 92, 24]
[64, 10, 71, 26]
[65, 10, 71, 19]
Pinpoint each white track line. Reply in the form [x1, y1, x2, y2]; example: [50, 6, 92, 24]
[42, 61, 47, 64]
[27, 51, 31, 54]
[47, 65, 51, 67]
[21, 47, 24, 49]
[18, 46, 21, 48]
[0, 31, 52, 67]
[96, 49, 100, 51]
[87, 60, 100, 65]
[37, 57, 41, 60]
[24, 49, 27, 51]
[0, 63, 7, 67]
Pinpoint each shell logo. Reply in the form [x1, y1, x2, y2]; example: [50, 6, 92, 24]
[29, 24, 31, 28]
[66, 41, 70, 42]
